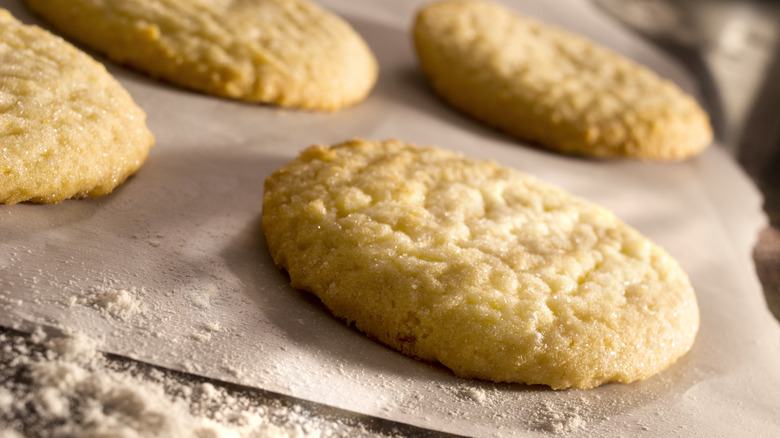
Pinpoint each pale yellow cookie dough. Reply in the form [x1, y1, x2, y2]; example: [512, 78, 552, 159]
[413, 0, 713, 160]
[263, 139, 699, 389]
[0, 9, 153, 205]
[25, 0, 378, 112]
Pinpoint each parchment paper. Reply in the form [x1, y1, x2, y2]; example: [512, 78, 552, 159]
[2, 0, 779, 436]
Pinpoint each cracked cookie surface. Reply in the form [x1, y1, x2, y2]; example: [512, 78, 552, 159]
[0, 9, 153, 205]
[413, 0, 712, 160]
[262, 139, 699, 389]
[26, 0, 378, 111]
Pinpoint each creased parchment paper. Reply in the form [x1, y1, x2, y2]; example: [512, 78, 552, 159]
[2, 0, 779, 436]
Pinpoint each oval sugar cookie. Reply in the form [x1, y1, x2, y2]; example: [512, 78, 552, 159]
[413, 0, 712, 160]
[0, 9, 153, 205]
[263, 139, 699, 389]
[25, 0, 378, 112]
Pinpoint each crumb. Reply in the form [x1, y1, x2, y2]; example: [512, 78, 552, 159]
[460, 387, 487, 404]
[203, 322, 222, 333]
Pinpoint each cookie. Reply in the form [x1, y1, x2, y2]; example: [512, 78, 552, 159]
[25, 0, 378, 112]
[262, 139, 699, 389]
[0, 9, 153, 205]
[413, 0, 713, 160]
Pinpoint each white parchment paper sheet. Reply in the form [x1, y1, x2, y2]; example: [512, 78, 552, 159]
[2, 0, 779, 436]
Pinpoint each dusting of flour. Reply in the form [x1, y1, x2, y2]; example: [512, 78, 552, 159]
[0, 328, 405, 438]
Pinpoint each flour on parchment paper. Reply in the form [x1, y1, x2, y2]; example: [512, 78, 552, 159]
[0, 329, 402, 438]
[374, 377, 603, 435]
[187, 283, 222, 309]
[74, 284, 146, 320]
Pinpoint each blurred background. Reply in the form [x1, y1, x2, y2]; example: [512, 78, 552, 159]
[594, 0, 780, 319]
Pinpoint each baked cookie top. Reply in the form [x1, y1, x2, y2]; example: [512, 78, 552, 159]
[26, 0, 378, 112]
[263, 139, 699, 389]
[0, 9, 153, 205]
[413, 0, 713, 160]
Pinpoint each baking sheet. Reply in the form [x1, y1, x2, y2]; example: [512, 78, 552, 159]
[2, 0, 779, 436]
